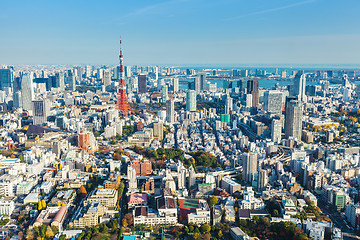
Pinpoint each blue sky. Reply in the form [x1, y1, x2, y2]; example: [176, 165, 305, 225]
[0, 0, 359, 66]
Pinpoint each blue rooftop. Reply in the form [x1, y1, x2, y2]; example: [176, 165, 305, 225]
[123, 236, 136, 240]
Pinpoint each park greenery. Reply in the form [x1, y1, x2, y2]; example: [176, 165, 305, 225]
[132, 146, 221, 170]
[189, 150, 221, 168]
[181, 223, 230, 240]
[238, 217, 310, 240]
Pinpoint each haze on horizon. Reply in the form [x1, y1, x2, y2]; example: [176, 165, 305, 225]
[0, 0, 359, 66]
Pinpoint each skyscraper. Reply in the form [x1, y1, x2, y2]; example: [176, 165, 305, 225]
[257, 169, 268, 191]
[138, 74, 147, 93]
[186, 90, 197, 112]
[188, 165, 196, 189]
[127, 165, 137, 191]
[225, 94, 233, 114]
[293, 72, 307, 102]
[194, 76, 201, 94]
[173, 78, 179, 92]
[242, 152, 258, 184]
[264, 90, 283, 114]
[125, 66, 132, 78]
[178, 168, 186, 190]
[166, 99, 175, 124]
[0, 68, 14, 91]
[155, 66, 159, 81]
[21, 73, 34, 112]
[32, 98, 50, 125]
[247, 80, 259, 107]
[74, 66, 83, 82]
[199, 72, 207, 91]
[85, 65, 92, 78]
[285, 98, 303, 140]
[271, 119, 282, 143]
[13, 91, 22, 109]
[68, 70, 76, 91]
[55, 72, 65, 90]
[103, 69, 111, 87]
[153, 122, 164, 140]
[162, 85, 168, 103]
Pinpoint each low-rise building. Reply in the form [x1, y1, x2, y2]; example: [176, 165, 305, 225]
[85, 189, 118, 208]
[239, 187, 265, 210]
[221, 177, 241, 194]
[0, 199, 15, 216]
[128, 193, 147, 208]
[33, 206, 67, 231]
[24, 192, 39, 204]
[179, 199, 210, 225]
[69, 202, 106, 229]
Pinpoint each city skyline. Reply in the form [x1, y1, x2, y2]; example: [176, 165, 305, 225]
[1, 0, 359, 65]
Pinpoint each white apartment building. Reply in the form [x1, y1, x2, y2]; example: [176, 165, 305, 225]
[0, 199, 15, 216]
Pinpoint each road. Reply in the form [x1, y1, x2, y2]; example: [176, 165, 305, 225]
[317, 200, 353, 233]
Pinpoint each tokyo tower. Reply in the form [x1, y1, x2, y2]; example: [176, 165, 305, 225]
[116, 38, 131, 116]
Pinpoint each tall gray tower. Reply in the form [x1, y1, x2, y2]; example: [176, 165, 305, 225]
[242, 152, 258, 184]
[21, 73, 34, 112]
[285, 98, 303, 140]
[293, 72, 307, 102]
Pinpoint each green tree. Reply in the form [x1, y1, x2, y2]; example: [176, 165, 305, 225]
[45, 226, 54, 239]
[273, 209, 279, 217]
[59, 234, 66, 240]
[193, 232, 200, 240]
[200, 224, 211, 234]
[217, 230, 223, 239]
[208, 196, 218, 208]
[40, 224, 47, 238]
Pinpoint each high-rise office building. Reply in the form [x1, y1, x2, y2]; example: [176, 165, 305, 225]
[194, 76, 201, 94]
[173, 78, 179, 92]
[257, 169, 268, 191]
[103, 69, 111, 87]
[293, 72, 307, 102]
[153, 122, 163, 140]
[0, 68, 14, 91]
[127, 165, 137, 190]
[74, 66, 83, 82]
[155, 66, 159, 81]
[242, 152, 258, 184]
[68, 71, 76, 91]
[85, 65, 92, 78]
[97, 68, 104, 80]
[188, 165, 196, 189]
[21, 73, 34, 112]
[199, 72, 207, 91]
[55, 72, 65, 90]
[32, 99, 50, 125]
[271, 119, 282, 143]
[186, 90, 197, 112]
[178, 168, 186, 190]
[13, 91, 22, 109]
[162, 85, 168, 103]
[166, 99, 175, 124]
[138, 74, 147, 93]
[285, 98, 303, 140]
[125, 66, 132, 78]
[247, 80, 259, 107]
[264, 90, 283, 114]
[225, 95, 233, 114]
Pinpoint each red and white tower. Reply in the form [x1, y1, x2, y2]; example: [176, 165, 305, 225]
[116, 38, 131, 116]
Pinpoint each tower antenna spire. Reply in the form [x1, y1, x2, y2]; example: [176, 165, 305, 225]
[116, 37, 131, 116]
